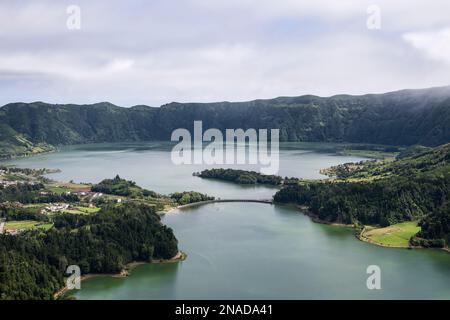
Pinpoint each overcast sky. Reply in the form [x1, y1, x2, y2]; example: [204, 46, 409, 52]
[1, 0, 450, 107]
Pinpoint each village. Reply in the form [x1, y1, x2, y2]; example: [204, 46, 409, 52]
[0, 168, 40, 187]
[0, 166, 177, 238]
[0, 167, 110, 236]
[0, 196, 104, 235]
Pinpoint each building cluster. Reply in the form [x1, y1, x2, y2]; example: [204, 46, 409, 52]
[40, 203, 70, 214]
[0, 180, 19, 187]
[0, 179, 38, 187]
[5, 229, 20, 236]
[0, 221, 24, 236]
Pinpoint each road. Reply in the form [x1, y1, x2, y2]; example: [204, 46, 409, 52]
[175, 198, 273, 210]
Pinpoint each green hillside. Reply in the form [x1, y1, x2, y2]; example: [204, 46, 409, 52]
[274, 143, 450, 247]
[0, 124, 55, 159]
[1, 86, 450, 155]
[0, 203, 178, 299]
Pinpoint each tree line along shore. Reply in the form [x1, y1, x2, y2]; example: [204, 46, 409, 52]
[0, 171, 210, 299]
[195, 144, 450, 250]
[1, 141, 449, 299]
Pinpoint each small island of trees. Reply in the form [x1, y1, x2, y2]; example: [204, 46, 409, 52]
[195, 169, 284, 186]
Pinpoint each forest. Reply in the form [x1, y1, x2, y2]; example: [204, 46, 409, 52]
[413, 200, 450, 248]
[1, 86, 450, 159]
[274, 143, 450, 247]
[0, 183, 79, 204]
[92, 175, 213, 206]
[0, 202, 178, 300]
[92, 175, 158, 198]
[170, 191, 214, 205]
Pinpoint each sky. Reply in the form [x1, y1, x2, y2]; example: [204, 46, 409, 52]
[1, 0, 450, 107]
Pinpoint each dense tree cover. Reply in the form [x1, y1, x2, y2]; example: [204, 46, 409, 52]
[0, 183, 43, 203]
[92, 175, 158, 198]
[170, 191, 214, 205]
[274, 176, 449, 226]
[0, 205, 48, 222]
[92, 175, 213, 208]
[0, 202, 178, 299]
[45, 203, 178, 270]
[1, 87, 450, 154]
[197, 168, 283, 185]
[0, 246, 63, 300]
[274, 144, 450, 237]
[396, 145, 432, 159]
[0, 183, 78, 204]
[323, 143, 450, 180]
[412, 201, 450, 248]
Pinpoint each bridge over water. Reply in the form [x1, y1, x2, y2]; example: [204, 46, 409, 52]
[175, 199, 273, 210]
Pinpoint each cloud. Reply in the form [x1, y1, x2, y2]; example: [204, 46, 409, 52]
[0, 53, 135, 80]
[403, 28, 450, 64]
[0, 1, 450, 106]
[190, 0, 450, 29]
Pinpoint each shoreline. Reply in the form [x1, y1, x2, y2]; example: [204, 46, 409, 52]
[54, 250, 187, 300]
[286, 203, 449, 253]
[3, 142, 447, 301]
[0, 148, 57, 161]
[358, 227, 411, 249]
[287, 203, 354, 227]
[163, 206, 179, 214]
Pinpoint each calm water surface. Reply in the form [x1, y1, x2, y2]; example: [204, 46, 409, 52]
[4, 142, 450, 299]
[3, 142, 366, 199]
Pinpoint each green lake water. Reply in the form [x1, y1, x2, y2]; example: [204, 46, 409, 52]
[5, 142, 450, 299]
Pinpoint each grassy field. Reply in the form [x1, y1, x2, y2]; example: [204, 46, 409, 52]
[39, 223, 54, 231]
[46, 182, 91, 194]
[62, 206, 100, 215]
[5, 220, 53, 231]
[74, 206, 100, 214]
[47, 186, 72, 194]
[362, 221, 421, 247]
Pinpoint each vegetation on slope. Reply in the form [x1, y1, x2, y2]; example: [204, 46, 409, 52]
[1, 87, 450, 156]
[0, 202, 178, 300]
[0, 183, 79, 204]
[0, 124, 55, 159]
[91, 175, 213, 206]
[412, 200, 450, 248]
[92, 175, 158, 198]
[0, 169, 217, 299]
[274, 143, 450, 247]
